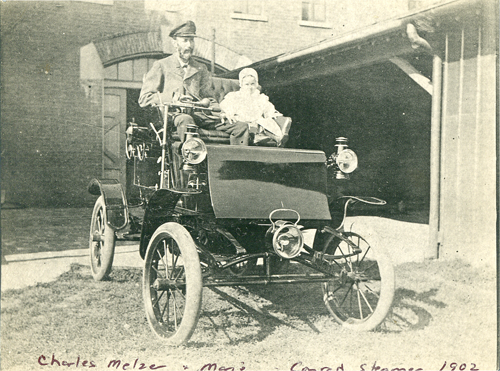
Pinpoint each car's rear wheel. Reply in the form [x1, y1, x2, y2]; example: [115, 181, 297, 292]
[320, 229, 394, 331]
[89, 196, 116, 281]
[143, 222, 203, 345]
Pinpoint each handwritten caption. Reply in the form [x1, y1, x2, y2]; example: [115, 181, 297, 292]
[36, 354, 479, 371]
[37, 354, 165, 369]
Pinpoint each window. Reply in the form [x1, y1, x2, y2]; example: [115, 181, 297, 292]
[234, 0, 261, 15]
[302, 0, 325, 22]
[231, 1, 268, 22]
[104, 58, 160, 89]
[77, 0, 113, 4]
[299, 0, 331, 29]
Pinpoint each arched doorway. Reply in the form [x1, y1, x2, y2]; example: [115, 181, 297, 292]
[80, 31, 251, 194]
[102, 57, 160, 190]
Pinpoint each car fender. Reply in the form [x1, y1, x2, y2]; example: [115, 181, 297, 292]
[88, 178, 128, 230]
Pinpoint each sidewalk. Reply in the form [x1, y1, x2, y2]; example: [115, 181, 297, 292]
[1, 243, 143, 291]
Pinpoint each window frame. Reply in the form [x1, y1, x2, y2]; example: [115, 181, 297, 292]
[231, 0, 268, 22]
[77, 0, 114, 5]
[299, 0, 331, 29]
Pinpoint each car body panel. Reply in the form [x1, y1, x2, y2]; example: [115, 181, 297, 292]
[206, 145, 331, 220]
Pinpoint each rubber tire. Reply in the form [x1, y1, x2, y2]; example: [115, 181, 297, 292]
[143, 222, 203, 345]
[89, 195, 116, 281]
[321, 227, 394, 331]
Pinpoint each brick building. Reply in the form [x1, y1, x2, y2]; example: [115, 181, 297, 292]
[144, 0, 412, 62]
[1, 0, 440, 208]
[1, 1, 152, 207]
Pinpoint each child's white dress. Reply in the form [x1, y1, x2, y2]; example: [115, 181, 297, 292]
[220, 90, 283, 140]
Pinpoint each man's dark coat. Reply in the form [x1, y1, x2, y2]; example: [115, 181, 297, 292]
[138, 54, 212, 107]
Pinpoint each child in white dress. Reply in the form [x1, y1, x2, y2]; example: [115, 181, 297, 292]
[218, 68, 285, 145]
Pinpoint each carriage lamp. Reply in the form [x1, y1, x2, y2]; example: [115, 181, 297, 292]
[272, 222, 304, 259]
[327, 137, 358, 179]
[183, 123, 199, 142]
[336, 148, 358, 174]
[181, 137, 207, 165]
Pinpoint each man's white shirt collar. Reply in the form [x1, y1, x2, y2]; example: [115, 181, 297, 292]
[177, 55, 190, 68]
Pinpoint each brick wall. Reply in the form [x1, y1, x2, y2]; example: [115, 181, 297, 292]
[1, 1, 150, 207]
[1, 0, 413, 208]
[155, 0, 410, 62]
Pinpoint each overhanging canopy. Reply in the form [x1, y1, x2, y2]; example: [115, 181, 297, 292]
[223, 0, 486, 89]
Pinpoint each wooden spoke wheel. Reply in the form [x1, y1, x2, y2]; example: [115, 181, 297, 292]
[89, 196, 116, 281]
[320, 230, 394, 331]
[143, 223, 203, 345]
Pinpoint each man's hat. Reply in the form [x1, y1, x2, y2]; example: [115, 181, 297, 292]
[169, 21, 196, 38]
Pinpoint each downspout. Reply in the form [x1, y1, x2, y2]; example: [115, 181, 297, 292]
[406, 22, 442, 259]
[428, 54, 443, 259]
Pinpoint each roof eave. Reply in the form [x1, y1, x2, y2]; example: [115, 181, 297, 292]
[222, 0, 484, 86]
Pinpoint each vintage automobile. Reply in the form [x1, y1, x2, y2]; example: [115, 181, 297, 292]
[88, 77, 395, 345]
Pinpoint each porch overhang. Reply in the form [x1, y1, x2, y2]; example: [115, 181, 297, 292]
[221, 0, 497, 265]
[223, 0, 486, 88]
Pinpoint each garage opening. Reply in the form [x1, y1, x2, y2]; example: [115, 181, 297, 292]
[265, 53, 433, 224]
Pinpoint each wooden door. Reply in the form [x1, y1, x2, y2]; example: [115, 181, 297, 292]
[103, 88, 127, 187]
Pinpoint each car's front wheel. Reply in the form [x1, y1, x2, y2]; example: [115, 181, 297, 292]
[143, 222, 203, 345]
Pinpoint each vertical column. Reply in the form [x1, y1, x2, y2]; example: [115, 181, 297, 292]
[428, 54, 443, 259]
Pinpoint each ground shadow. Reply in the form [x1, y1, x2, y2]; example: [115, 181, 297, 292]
[380, 287, 446, 332]
[191, 269, 330, 347]
[191, 285, 325, 347]
[192, 275, 447, 346]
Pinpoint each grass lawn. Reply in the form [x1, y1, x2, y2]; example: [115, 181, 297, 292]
[1, 258, 496, 371]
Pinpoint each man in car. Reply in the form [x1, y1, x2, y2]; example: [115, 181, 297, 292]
[139, 20, 240, 142]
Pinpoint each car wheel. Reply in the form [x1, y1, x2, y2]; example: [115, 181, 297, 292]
[143, 222, 203, 345]
[320, 228, 394, 331]
[89, 195, 116, 281]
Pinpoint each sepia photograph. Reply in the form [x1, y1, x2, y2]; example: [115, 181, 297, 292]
[1, 0, 497, 370]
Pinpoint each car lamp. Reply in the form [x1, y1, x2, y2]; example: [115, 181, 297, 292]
[181, 137, 207, 165]
[268, 209, 304, 259]
[272, 222, 304, 259]
[328, 137, 358, 179]
[336, 149, 358, 174]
